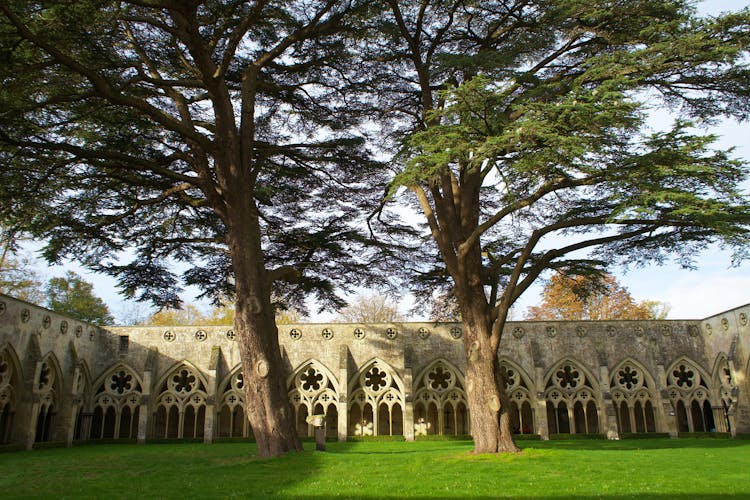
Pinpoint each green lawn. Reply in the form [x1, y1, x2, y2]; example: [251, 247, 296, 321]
[1, 438, 747, 498]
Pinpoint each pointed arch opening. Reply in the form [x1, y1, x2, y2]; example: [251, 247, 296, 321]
[348, 359, 405, 437]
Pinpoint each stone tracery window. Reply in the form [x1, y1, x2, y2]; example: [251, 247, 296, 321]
[288, 361, 339, 438]
[217, 370, 250, 439]
[349, 360, 404, 437]
[610, 361, 657, 434]
[545, 360, 599, 435]
[500, 360, 534, 435]
[0, 349, 18, 444]
[413, 360, 468, 437]
[153, 364, 207, 439]
[713, 356, 734, 433]
[667, 358, 715, 433]
[90, 365, 143, 440]
[35, 359, 58, 442]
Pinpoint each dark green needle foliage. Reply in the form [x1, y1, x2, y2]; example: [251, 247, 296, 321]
[367, 0, 750, 453]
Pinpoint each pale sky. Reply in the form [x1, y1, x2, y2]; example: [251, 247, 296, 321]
[20, 0, 750, 323]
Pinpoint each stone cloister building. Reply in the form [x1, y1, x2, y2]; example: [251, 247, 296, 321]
[1, 293, 748, 449]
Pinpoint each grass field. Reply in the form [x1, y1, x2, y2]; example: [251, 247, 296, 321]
[0, 438, 748, 498]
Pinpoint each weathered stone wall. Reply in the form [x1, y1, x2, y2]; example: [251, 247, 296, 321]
[0, 292, 747, 448]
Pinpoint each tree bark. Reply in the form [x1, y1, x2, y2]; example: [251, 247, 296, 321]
[226, 197, 301, 458]
[461, 305, 520, 454]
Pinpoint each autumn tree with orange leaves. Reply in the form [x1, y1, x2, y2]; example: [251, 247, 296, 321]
[526, 273, 669, 321]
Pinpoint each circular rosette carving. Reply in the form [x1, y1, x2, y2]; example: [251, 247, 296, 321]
[296, 366, 329, 396]
[510, 388, 529, 404]
[231, 371, 244, 391]
[316, 388, 337, 408]
[416, 390, 436, 404]
[187, 393, 206, 407]
[361, 365, 392, 396]
[574, 388, 593, 402]
[95, 393, 116, 408]
[158, 393, 179, 407]
[554, 364, 582, 390]
[109, 370, 134, 394]
[615, 365, 642, 391]
[668, 363, 700, 389]
[498, 364, 517, 390]
[424, 364, 455, 393]
[169, 368, 198, 395]
[449, 327, 462, 339]
[445, 389, 465, 405]
[418, 327, 430, 340]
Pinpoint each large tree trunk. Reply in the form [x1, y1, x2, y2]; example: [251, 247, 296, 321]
[226, 198, 302, 458]
[461, 306, 520, 454]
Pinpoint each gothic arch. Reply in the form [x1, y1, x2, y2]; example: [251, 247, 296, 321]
[288, 360, 339, 438]
[412, 358, 469, 436]
[0, 345, 23, 444]
[71, 360, 93, 440]
[498, 357, 535, 435]
[216, 365, 250, 439]
[152, 361, 208, 439]
[89, 363, 143, 440]
[543, 358, 601, 435]
[609, 358, 658, 433]
[35, 353, 63, 443]
[711, 353, 733, 432]
[348, 358, 405, 437]
[666, 356, 715, 433]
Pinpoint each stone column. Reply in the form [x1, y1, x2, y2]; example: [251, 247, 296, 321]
[137, 370, 151, 444]
[402, 367, 414, 442]
[655, 364, 676, 437]
[65, 364, 82, 446]
[534, 367, 548, 440]
[337, 345, 349, 442]
[203, 396, 215, 444]
[24, 361, 44, 450]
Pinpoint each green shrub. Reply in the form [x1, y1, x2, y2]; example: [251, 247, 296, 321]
[619, 433, 671, 439]
[677, 432, 731, 439]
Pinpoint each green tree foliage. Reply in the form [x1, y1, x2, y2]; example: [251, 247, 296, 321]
[144, 304, 206, 326]
[46, 271, 114, 325]
[0, 0, 386, 458]
[525, 273, 668, 321]
[372, 0, 750, 453]
[0, 253, 45, 304]
[0, 226, 46, 304]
